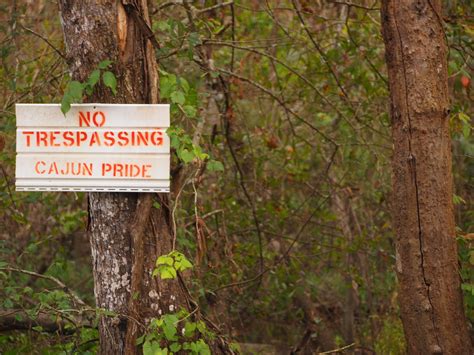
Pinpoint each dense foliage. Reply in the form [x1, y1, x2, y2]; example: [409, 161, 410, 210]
[0, 1, 472, 353]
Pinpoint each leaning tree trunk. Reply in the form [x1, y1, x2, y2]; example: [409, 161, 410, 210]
[59, 1, 187, 354]
[381, 1, 472, 353]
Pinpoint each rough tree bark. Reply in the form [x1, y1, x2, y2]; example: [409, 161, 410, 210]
[381, 1, 472, 353]
[58, 1, 187, 354]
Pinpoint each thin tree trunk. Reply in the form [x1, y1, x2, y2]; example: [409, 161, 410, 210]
[59, 1, 187, 354]
[381, 1, 472, 353]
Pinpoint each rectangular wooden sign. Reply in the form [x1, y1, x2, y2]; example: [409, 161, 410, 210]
[15, 103, 170, 192]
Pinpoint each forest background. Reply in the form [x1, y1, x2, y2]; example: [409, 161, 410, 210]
[0, 0, 472, 353]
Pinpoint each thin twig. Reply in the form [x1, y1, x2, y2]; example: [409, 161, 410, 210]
[328, 0, 379, 11]
[318, 342, 355, 354]
[20, 25, 66, 60]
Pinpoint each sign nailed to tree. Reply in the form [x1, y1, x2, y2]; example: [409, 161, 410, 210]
[15, 104, 170, 192]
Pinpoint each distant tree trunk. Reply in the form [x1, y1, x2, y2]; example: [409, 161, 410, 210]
[59, 2, 187, 354]
[381, 1, 472, 353]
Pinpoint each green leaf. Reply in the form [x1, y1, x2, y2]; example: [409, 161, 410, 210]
[88, 69, 101, 87]
[136, 334, 146, 345]
[183, 105, 197, 118]
[207, 160, 224, 172]
[98, 60, 112, 69]
[180, 149, 194, 163]
[157, 255, 174, 266]
[176, 256, 192, 272]
[169, 343, 181, 352]
[196, 320, 207, 334]
[68, 81, 84, 99]
[179, 78, 190, 93]
[184, 322, 196, 337]
[170, 91, 185, 105]
[162, 321, 178, 341]
[156, 265, 177, 279]
[103, 71, 117, 95]
[61, 95, 72, 115]
[160, 74, 177, 99]
[143, 340, 166, 355]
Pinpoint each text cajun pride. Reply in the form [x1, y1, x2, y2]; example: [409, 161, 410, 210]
[33, 160, 153, 178]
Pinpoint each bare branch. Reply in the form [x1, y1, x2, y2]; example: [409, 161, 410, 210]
[20, 25, 66, 60]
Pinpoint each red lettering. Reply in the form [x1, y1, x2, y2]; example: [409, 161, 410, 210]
[37, 131, 48, 146]
[117, 131, 129, 146]
[137, 131, 149, 145]
[76, 131, 87, 146]
[93, 111, 106, 127]
[79, 111, 91, 127]
[83, 163, 93, 176]
[22, 131, 34, 147]
[35, 161, 46, 174]
[89, 132, 101, 146]
[103, 131, 115, 146]
[113, 163, 124, 177]
[102, 163, 112, 176]
[48, 162, 59, 175]
[151, 131, 163, 146]
[143, 164, 152, 178]
[63, 131, 74, 146]
[50, 131, 60, 147]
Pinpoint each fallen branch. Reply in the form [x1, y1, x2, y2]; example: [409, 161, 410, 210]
[0, 310, 92, 333]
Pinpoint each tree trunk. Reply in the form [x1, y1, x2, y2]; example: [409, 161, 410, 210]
[381, 1, 472, 353]
[59, 1, 187, 354]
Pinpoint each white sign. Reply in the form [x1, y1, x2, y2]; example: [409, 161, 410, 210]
[16, 104, 170, 192]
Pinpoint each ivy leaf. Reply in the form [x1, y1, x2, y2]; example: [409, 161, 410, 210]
[160, 74, 177, 99]
[176, 256, 192, 272]
[103, 71, 117, 95]
[136, 334, 146, 345]
[68, 81, 84, 101]
[143, 340, 165, 355]
[162, 322, 178, 341]
[170, 91, 185, 105]
[179, 149, 194, 163]
[98, 60, 112, 69]
[169, 343, 181, 353]
[156, 265, 177, 279]
[183, 105, 197, 118]
[184, 322, 196, 338]
[156, 255, 174, 266]
[88, 69, 101, 87]
[61, 95, 72, 115]
[179, 78, 190, 93]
